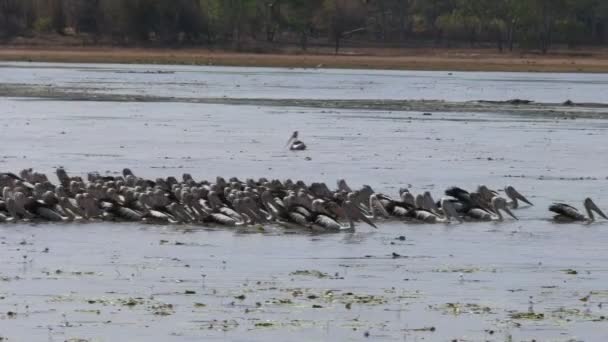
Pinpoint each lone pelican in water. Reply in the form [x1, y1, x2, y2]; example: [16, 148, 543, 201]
[286, 131, 306, 151]
[549, 198, 608, 223]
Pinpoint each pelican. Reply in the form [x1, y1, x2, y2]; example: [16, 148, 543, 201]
[310, 199, 355, 231]
[460, 196, 517, 222]
[445, 186, 515, 221]
[477, 185, 532, 209]
[368, 193, 409, 218]
[409, 198, 461, 223]
[504, 186, 533, 208]
[549, 198, 607, 223]
[286, 131, 306, 151]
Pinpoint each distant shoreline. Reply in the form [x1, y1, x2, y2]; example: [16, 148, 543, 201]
[1, 46, 608, 73]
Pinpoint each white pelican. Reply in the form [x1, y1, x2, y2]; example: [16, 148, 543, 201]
[286, 131, 307, 151]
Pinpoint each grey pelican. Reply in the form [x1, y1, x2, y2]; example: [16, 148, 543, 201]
[286, 131, 306, 151]
[550, 198, 607, 223]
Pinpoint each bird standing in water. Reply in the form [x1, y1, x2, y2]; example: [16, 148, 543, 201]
[286, 131, 307, 151]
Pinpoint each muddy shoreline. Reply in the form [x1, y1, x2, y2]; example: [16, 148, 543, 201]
[2, 46, 608, 73]
[3, 83, 608, 118]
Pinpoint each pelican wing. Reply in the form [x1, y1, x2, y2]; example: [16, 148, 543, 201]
[549, 203, 585, 220]
[211, 213, 237, 226]
[467, 208, 493, 221]
[392, 205, 411, 217]
[288, 212, 310, 227]
[309, 183, 333, 199]
[219, 207, 243, 221]
[36, 207, 64, 222]
[116, 206, 144, 222]
[314, 215, 341, 230]
[411, 210, 437, 223]
[445, 187, 471, 203]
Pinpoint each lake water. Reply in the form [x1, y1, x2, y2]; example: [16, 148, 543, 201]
[0, 62, 607, 341]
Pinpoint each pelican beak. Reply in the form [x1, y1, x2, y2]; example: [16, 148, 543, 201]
[506, 186, 533, 206]
[481, 201, 496, 214]
[285, 137, 294, 148]
[343, 201, 377, 229]
[585, 198, 608, 220]
[504, 207, 519, 220]
[369, 194, 390, 219]
[494, 197, 518, 220]
[441, 199, 462, 223]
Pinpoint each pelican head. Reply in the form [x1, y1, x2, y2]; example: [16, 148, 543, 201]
[584, 198, 608, 221]
[477, 185, 497, 202]
[401, 191, 416, 207]
[505, 186, 533, 208]
[337, 179, 352, 192]
[285, 131, 298, 147]
[492, 197, 518, 221]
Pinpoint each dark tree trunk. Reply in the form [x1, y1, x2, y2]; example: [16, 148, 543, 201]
[334, 34, 340, 54]
[398, 0, 406, 42]
[299, 30, 308, 51]
[496, 32, 503, 52]
[507, 22, 514, 51]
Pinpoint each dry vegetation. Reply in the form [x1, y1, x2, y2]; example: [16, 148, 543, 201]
[2, 46, 608, 72]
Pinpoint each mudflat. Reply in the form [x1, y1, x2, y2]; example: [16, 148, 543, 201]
[1, 46, 608, 72]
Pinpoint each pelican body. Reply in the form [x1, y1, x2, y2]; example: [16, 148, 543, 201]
[550, 198, 607, 223]
[286, 131, 307, 151]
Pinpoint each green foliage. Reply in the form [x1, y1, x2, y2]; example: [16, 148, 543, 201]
[33, 17, 53, 33]
[0, 0, 606, 51]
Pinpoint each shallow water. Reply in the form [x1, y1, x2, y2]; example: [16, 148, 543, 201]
[2, 62, 608, 102]
[0, 63, 608, 341]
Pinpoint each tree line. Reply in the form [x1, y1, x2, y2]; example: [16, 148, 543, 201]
[1, 0, 607, 53]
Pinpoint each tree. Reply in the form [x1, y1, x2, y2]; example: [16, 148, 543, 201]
[287, 0, 323, 50]
[0, 0, 27, 39]
[0, 0, 605, 51]
[321, 0, 367, 54]
[411, 0, 455, 43]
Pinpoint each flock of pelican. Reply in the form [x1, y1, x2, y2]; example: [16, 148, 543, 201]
[0, 167, 605, 230]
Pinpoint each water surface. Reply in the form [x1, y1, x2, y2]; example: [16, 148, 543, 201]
[0, 63, 607, 341]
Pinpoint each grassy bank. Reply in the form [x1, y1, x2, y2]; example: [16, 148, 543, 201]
[1, 46, 608, 72]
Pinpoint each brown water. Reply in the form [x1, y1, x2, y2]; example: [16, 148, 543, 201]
[0, 63, 607, 341]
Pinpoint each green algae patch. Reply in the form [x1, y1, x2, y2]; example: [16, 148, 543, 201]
[290, 270, 331, 278]
[439, 302, 494, 315]
[510, 312, 545, 320]
[254, 321, 275, 328]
